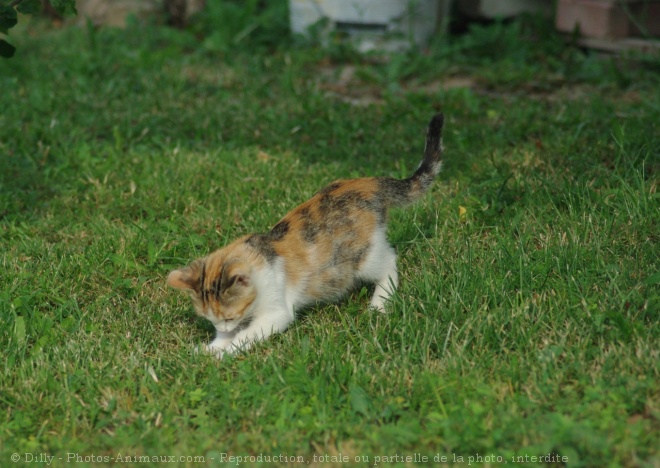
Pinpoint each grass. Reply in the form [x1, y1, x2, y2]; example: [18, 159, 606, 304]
[1, 6, 659, 467]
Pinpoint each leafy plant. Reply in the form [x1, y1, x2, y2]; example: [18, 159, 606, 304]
[189, 0, 290, 53]
[0, 0, 76, 57]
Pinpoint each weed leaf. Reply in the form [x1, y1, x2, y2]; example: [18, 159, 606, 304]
[0, 38, 15, 57]
[17, 0, 41, 15]
[14, 316, 26, 345]
[349, 383, 371, 417]
[0, 6, 17, 34]
[644, 272, 660, 285]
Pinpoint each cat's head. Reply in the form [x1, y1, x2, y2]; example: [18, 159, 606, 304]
[167, 256, 257, 333]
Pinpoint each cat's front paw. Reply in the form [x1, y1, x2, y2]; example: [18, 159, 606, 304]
[369, 299, 388, 313]
[204, 343, 227, 359]
[205, 345, 226, 359]
[192, 344, 226, 359]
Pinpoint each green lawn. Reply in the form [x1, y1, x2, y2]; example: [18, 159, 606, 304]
[1, 8, 659, 468]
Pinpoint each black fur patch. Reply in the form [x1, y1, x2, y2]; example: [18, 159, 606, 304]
[269, 220, 290, 241]
[319, 190, 367, 213]
[350, 244, 370, 266]
[316, 189, 387, 229]
[300, 207, 319, 243]
[332, 240, 369, 267]
[245, 234, 278, 263]
[377, 177, 413, 208]
[211, 265, 224, 298]
[316, 182, 342, 196]
[199, 262, 208, 303]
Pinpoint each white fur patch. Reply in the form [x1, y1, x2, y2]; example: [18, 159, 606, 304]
[357, 227, 398, 312]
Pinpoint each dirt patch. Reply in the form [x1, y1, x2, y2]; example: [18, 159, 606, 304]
[316, 62, 479, 106]
[314, 60, 641, 106]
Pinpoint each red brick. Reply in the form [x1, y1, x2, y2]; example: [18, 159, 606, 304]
[556, 0, 660, 39]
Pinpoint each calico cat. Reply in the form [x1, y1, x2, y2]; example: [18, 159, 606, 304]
[167, 113, 444, 357]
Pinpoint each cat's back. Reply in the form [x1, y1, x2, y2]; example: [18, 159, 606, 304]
[283, 177, 388, 245]
[248, 177, 389, 304]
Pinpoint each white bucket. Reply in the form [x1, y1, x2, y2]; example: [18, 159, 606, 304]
[289, 0, 444, 50]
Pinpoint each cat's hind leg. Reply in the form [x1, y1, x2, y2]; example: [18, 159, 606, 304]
[358, 230, 399, 312]
[369, 249, 398, 312]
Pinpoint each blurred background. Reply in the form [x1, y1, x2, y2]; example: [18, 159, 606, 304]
[10, 0, 660, 53]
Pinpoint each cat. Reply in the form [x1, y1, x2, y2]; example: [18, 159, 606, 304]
[167, 113, 444, 357]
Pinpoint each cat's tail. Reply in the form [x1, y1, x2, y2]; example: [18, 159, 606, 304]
[411, 112, 444, 194]
[381, 113, 444, 207]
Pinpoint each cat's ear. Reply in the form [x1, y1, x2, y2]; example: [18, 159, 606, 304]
[228, 273, 251, 288]
[167, 263, 201, 291]
[222, 261, 252, 291]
